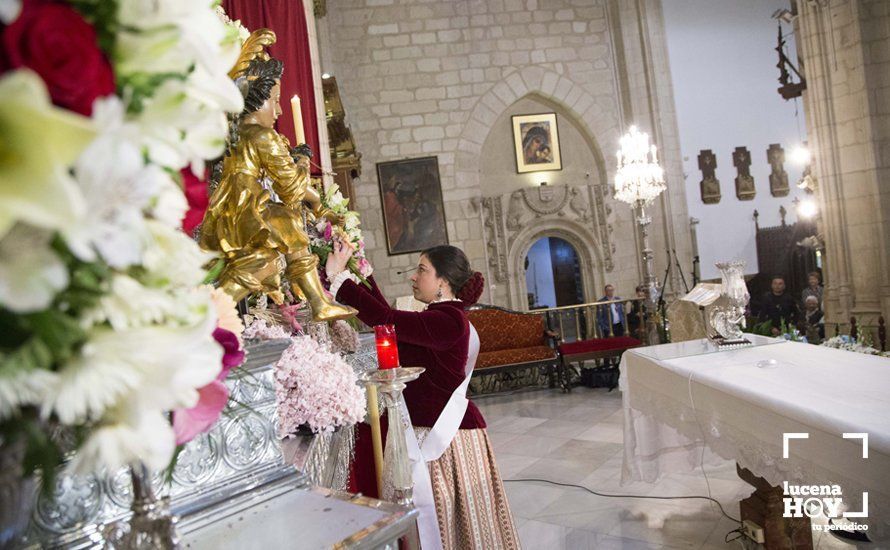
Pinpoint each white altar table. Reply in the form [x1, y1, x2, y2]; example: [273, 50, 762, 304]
[619, 336, 890, 543]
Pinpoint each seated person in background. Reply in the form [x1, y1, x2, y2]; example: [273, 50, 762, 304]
[627, 285, 649, 339]
[596, 284, 626, 337]
[800, 295, 825, 344]
[801, 271, 823, 308]
[759, 276, 799, 335]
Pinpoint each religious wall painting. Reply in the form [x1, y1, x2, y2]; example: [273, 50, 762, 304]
[732, 146, 756, 200]
[767, 143, 790, 197]
[697, 149, 721, 204]
[512, 113, 562, 173]
[376, 156, 449, 255]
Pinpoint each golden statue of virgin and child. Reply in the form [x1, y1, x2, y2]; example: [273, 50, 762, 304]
[200, 29, 355, 321]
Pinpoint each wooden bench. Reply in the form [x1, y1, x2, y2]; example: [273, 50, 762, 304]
[467, 305, 560, 395]
[557, 336, 642, 391]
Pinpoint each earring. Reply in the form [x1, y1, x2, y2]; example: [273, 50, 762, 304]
[436, 287, 443, 300]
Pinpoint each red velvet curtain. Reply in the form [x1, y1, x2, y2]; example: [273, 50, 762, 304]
[222, 0, 321, 175]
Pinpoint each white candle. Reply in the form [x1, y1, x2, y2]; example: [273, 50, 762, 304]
[290, 95, 305, 146]
[650, 144, 658, 164]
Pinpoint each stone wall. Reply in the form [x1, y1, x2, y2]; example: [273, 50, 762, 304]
[795, 0, 890, 332]
[316, 0, 694, 308]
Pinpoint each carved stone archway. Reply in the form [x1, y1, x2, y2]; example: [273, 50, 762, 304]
[481, 184, 609, 310]
[510, 220, 604, 310]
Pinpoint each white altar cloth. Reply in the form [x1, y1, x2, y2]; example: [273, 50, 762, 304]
[619, 336, 890, 542]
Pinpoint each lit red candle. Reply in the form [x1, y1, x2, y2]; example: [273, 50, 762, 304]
[374, 324, 400, 370]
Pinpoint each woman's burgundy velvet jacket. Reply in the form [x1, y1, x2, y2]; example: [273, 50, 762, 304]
[335, 276, 485, 429]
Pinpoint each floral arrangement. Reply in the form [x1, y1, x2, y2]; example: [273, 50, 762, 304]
[0, 0, 246, 483]
[821, 335, 889, 357]
[244, 319, 366, 435]
[308, 183, 373, 285]
[330, 319, 361, 354]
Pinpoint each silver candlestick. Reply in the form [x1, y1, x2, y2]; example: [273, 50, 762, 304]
[358, 367, 424, 507]
[103, 464, 179, 549]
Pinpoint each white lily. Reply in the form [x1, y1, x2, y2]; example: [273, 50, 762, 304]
[65, 101, 160, 268]
[0, 70, 93, 239]
[0, 224, 69, 312]
[85, 274, 179, 331]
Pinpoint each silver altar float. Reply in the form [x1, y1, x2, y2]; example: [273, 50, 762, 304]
[19, 335, 419, 549]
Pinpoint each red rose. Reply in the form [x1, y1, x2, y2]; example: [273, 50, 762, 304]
[182, 168, 210, 234]
[3, 0, 115, 116]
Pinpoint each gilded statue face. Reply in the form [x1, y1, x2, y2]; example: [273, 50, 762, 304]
[251, 80, 282, 128]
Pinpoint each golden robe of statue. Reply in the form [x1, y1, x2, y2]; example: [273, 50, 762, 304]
[200, 29, 355, 322]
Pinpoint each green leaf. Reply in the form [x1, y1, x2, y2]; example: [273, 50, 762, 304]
[202, 258, 226, 285]
[16, 417, 64, 497]
[0, 337, 53, 378]
[25, 310, 86, 364]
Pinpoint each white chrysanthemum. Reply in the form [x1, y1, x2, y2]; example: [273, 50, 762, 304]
[68, 405, 175, 475]
[0, 224, 69, 312]
[0, 369, 57, 420]
[142, 220, 215, 287]
[45, 301, 221, 424]
[43, 329, 146, 424]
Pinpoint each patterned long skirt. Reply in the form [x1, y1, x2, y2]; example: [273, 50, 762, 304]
[416, 427, 521, 550]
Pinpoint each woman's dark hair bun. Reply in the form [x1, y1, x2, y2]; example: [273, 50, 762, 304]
[456, 271, 484, 305]
[421, 245, 484, 306]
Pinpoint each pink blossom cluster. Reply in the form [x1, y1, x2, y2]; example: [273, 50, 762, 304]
[242, 318, 292, 340]
[329, 320, 360, 354]
[274, 335, 366, 436]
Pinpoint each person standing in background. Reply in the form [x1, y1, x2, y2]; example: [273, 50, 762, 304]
[801, 271, 823, 309]
[596, 284, 626, 337]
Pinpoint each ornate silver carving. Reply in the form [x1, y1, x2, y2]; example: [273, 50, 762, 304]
[171, 433, 220, 486]
[222, 412, 272, 469]
[33, 473, 103, 534]
[22, 339, 294, 548]
[20, 335, 382, 548]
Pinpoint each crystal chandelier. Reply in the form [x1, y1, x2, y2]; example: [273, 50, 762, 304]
[614, 126, 666, 206]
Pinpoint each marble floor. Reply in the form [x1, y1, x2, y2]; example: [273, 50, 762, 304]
[475, 386, 860, 550]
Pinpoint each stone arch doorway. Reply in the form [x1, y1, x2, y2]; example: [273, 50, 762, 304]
[524, 236, 584, 309]
[507, 218, 604, 311]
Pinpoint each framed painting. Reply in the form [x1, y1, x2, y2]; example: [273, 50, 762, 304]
[376, 156, 449, 255]
[511, 113, 562, 173]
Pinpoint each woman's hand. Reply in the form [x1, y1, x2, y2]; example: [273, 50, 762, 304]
[325, 236, 354, 277]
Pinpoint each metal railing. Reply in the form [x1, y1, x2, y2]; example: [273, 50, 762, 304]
[533, 297, 649, 344]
